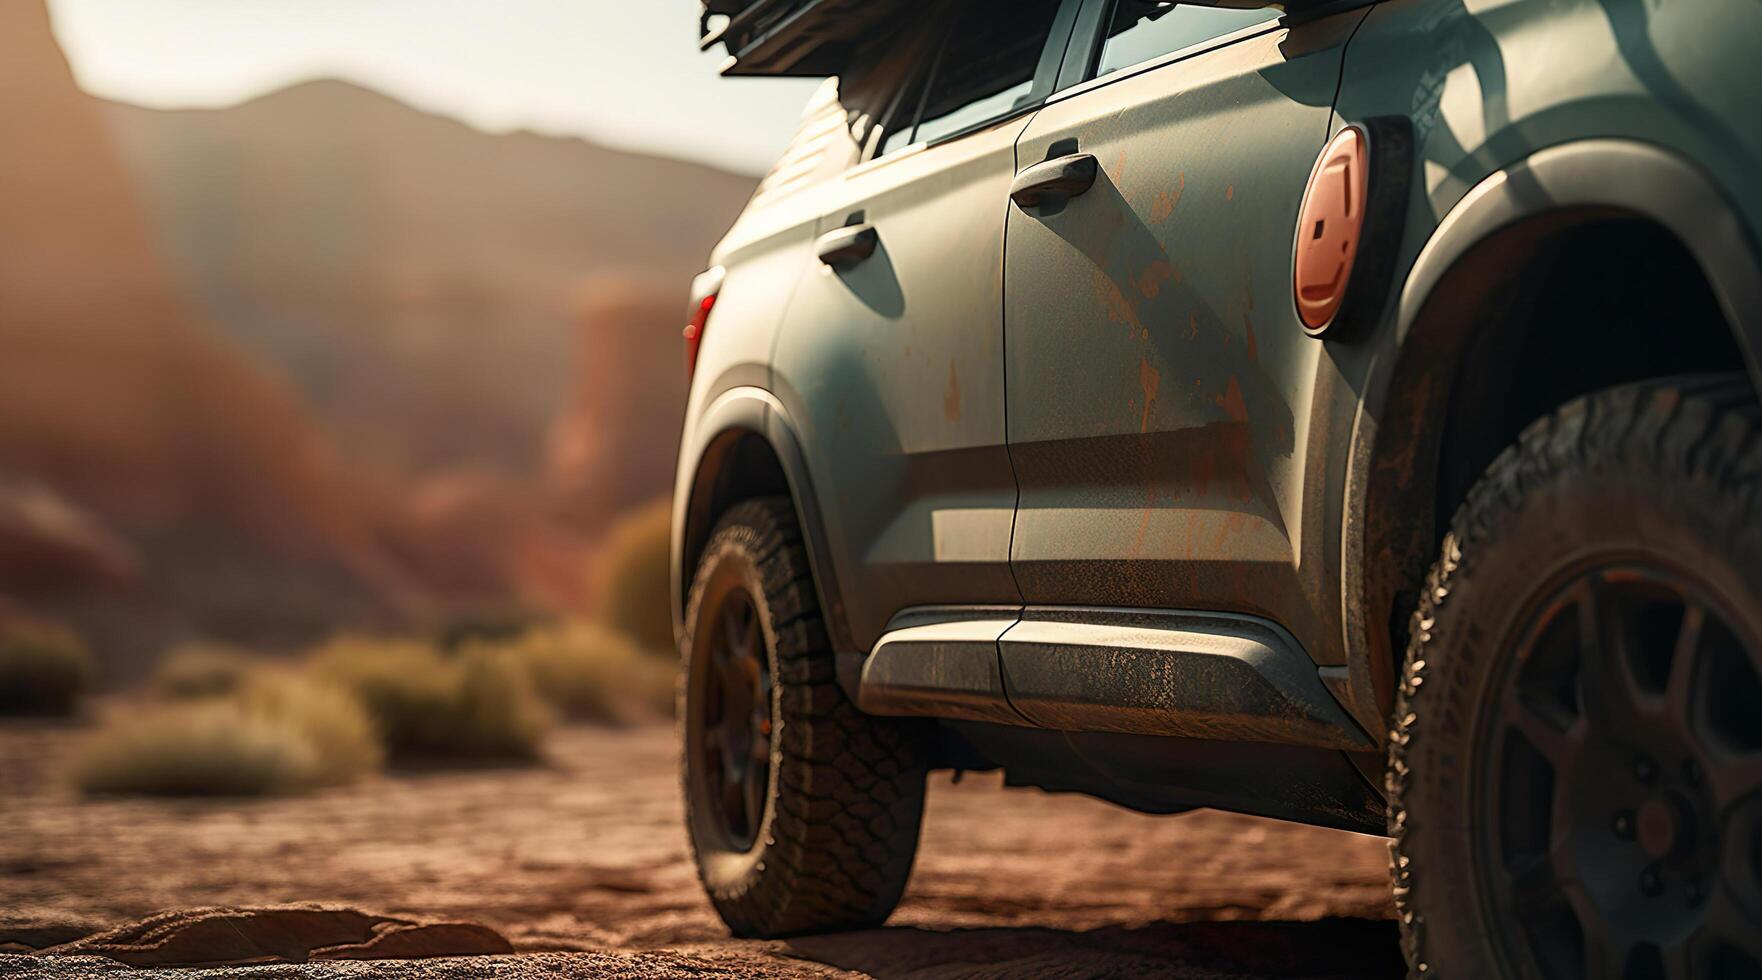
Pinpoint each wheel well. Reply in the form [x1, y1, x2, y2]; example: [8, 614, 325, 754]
[679, 428, 791, 611]
[1363, 211, 1753, 707]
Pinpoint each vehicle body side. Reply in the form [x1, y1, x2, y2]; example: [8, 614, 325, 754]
[672, 0, 1762, 819]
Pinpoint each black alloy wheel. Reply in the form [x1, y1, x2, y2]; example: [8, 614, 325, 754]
[1481, 563, 1762, 978]
[694, 587, 773, 850]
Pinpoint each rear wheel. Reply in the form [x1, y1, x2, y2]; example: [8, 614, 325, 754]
[1389, 376, 1762, 978]
[681, 497, 928, 937]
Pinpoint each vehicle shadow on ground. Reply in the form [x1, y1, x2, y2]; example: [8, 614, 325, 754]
[785, 917, 1404, 979]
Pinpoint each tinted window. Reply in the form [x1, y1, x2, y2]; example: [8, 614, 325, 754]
[1096, 0, 1277, 78]
[879, 0, 1066, 154]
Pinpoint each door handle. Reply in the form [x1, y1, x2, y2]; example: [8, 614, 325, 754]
[1010, 154, 1099, 209]
[816, 223, 878, 267]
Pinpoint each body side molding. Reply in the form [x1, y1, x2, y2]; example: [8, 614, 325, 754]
[857, 606, 1027, 726]
[998, 608, 1374, 750]
[857, 605, 1374, 750]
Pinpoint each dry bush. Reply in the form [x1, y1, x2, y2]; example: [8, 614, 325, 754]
[596, 499, 675, 655]
[74, 669, 381, 797]
[151, 643, 255, 700]
[488, 621, 675, 725]
[0, 620, 95, 716]
[236, 670, 383, 785]
[75, 701, 316, 796]
[307, 636, 550, 761]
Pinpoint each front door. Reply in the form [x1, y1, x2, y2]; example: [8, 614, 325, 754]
[1002, 0, 1369, 640]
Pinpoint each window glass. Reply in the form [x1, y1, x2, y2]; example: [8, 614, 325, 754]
[1096, 0, 1278, 78]
[879, 0, 1066, 154]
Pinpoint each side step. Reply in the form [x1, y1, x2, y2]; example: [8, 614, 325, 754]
[858, 606, 1373, 751]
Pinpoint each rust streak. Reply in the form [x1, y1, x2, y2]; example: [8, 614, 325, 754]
[1134, 260, 1173, 300]
[1149, 172, 1185, 223]
[943, 360, 961, 423]
[1138, 357, 1161, 435]
[1091, 268, 1142, 334]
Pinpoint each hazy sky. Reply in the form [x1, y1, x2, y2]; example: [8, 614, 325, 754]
[45, 0, 821, 175]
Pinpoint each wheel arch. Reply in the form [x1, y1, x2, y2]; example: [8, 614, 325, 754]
[672, 387, 854, 657]
[1344, 139, 1762, 726]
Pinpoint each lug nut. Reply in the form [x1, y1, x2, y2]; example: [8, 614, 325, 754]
[1612, 810, 1636, 840]
[1640, 866, 1664, 897]
[1635, 758, 1657, 783]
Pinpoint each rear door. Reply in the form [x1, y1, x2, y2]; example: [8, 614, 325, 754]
[770, 0, 1079, 650]
[1001, 0, 1368, 639]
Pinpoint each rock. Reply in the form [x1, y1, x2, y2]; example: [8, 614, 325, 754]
[313, 921, 513, 961]
[41, 907, 511, 967]
[0, 921, 101, 952]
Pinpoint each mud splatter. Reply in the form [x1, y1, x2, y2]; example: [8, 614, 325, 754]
[1215, 376, 1248, 423]
[1138, 357, 1161, 434]
[1149, 173, 1185, 223]
[1091, 268, 1142, 334]
[944, 360, 962, 423]
[1134, 260, 1174, 300]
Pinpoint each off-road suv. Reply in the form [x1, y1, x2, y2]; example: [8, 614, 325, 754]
[672, 0, 1762, 974]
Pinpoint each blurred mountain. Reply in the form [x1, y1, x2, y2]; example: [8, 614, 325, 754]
[104, 80, 753, 479]
[0, 0, 424, 672]
[2, 0, 757, 671]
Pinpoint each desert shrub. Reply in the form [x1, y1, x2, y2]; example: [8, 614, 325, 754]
[236, 670, 382, 785]
[490, 622, 675, 724]
[74, 701, 317, 796]
[448, 649, 554, 758]
[596, 499, 675, 656]
[435, 612, 539, 653]
[307, 636, 550, 761]
[151, 643, 255, 700]
[0, 620, 95, 716]
[73, 669, 381, 797]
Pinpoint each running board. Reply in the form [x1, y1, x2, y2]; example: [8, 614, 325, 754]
[858, 606, 1374, 751]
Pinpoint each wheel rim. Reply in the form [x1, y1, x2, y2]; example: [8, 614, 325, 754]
[694, 587, 772, 851]
[1480, 562, 1762, 979]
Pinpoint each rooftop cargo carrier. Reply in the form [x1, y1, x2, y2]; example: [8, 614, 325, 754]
[700, 0, 905, 76]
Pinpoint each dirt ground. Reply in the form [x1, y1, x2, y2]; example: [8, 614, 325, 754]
[1, 719, 1401, 978]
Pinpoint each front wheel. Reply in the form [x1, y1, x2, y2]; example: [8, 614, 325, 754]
[681, 497, 928, 938]
[1390, 376, 1762, 978]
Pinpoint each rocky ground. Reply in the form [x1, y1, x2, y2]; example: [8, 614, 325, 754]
[1, 720, 1401, 978]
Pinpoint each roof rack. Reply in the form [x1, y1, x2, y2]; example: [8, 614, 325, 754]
[700, 0, 906, 77]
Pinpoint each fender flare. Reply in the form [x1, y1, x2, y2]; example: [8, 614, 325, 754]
[671, 386, 855, 656]
[1339, 138, 1762, 732]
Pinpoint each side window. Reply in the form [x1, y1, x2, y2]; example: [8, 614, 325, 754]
[877, 0, 1068, 155]
[1096, 0, 1278, 78]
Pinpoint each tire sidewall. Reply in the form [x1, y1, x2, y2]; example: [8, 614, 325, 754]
[1397, 417, 1762, 978]
[681, 530, 782, 899]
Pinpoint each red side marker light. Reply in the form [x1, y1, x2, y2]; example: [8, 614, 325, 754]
[684, 293, 715, 377]
[1294, 126, 1369, 334]
[684, 266, 724, 379]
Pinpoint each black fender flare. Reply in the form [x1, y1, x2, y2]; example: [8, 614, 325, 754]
[671, 386, 855, 659]
[1338, 138, 1762, 736]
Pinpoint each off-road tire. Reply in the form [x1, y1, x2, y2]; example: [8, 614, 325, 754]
[681, 497, 929, 938]
[1388, 375, 1762, 978]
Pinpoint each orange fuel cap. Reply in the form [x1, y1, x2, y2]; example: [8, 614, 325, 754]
[1294, 125, 1369, 333]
